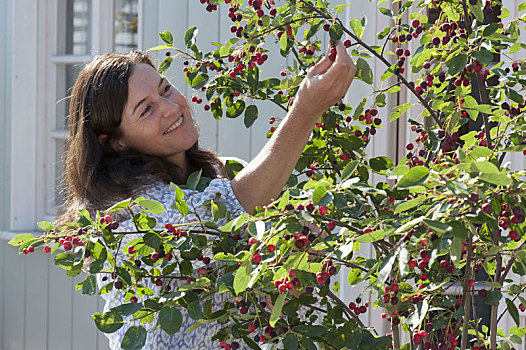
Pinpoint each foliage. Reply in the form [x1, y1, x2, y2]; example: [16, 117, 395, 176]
[11, 0, 526, 349]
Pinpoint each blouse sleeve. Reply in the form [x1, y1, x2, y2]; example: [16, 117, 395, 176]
[139, 178, 246, 227]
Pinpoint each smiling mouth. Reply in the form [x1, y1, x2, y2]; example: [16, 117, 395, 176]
[163, 115, 184, 135]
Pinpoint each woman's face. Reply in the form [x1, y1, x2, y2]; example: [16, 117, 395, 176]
[116, 63, 198, 167]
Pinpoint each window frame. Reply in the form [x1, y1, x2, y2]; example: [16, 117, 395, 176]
[9, 0, 141, 231]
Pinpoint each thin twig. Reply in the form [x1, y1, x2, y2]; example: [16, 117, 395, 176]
[297, 0, 442, 125]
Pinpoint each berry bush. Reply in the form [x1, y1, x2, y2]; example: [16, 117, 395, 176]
[11, 0, 526, 349]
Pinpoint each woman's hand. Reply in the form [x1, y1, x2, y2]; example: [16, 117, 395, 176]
[291, 42, 357, 119]
[231, 43, 357, 213]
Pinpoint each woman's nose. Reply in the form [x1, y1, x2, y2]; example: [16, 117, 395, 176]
[159, 96, 180, 118]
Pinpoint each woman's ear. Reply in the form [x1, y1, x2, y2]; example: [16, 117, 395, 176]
[98, 134, 127, 151]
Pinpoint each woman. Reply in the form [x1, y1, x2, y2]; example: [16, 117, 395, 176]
[59, 43, 356, 349]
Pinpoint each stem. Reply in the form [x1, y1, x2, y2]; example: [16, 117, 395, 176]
[392, 321, 401, 349]
[460, 234, 474, 350]
[460, 0, 493, 150]
[291, 47, 307, 69]
[326, 290, 366, 330]
[490, 226, 503, 349]
[297, 0, 442, 125]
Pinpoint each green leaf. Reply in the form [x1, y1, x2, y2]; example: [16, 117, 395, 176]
[391, 102, 413, 121]
[479, 173, 512, 186]
[356, 58, 373, 84]
[184, 27, 198, 48]
[469, 3, 484, 22]
[233, 259, 252, 295]
[482, 23, 500, 37]
[93, 312, 123, 333]
[378, 7, 393, 17]
[82, 275, 97, 295]
[142, 232, 161, 249]
[369, 156, 394, 173]
[171, 184, 189, 216]
[8, 233, 36, 247]
[329, 24, 343, 41]
[394, 195, 427, 214]
[519, 2, 526, 11]
[280, 32, 288, 51]
[378, 253, 396, 285]
[397, 166, 429, 189]
[149, 44, 173, 52]
[347, 268, 362, 285]
[484, 290, 502, 306]
[450, 237, 462, 267]
[135, 198, 165, 214]
[186, 169, 202, 190]
[341, 160, 359, 181]
[357, 228, 393, 243]
[226, 100, 246, 118]
[423, 219, 452, 233]
[349, 18, 363, 37]
[472, 49, 494, 64]
[159, 30, 173, 45]
[506, 299, 521, 327]
[508, 89, 525, 104]
[158, 56, 173, 75]
[121, 326, 147, 350]
[407, 299, 429, 329]
[312, 184, 329, 205]
[449, 221, 469, 240]
[187, 301, 202, 320]
[269, 293, 286, 327]
[189, 74, 209, 90]
[283, 333, 299, 350]
[183, 320, 205, 334]
[502, 144, 526, 152]
[111, 303, 143, 317]
[244, 105, 258, 128]
[159, 307, 183, 335]
[107, 199, 132, 212]
[446, 53, 468, 77]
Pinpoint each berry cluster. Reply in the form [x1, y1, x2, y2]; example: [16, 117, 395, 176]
[316, 259, 337, 285]
[164, 223, 188, 237]
[273, 269, 300, 292]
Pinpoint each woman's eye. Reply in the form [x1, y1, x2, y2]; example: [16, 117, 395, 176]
[141, 105, 152, 117]
[162, 85, 171, 95]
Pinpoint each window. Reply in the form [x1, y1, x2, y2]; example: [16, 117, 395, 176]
[46, 0, 139, 218]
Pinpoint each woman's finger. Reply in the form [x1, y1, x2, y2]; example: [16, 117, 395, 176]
[307, 55, 334, 77]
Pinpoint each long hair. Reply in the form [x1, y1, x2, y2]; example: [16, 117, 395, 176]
[56, 51, 226, 225]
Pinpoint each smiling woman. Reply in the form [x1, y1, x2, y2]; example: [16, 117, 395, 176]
[57, 46, 356, 349]
[109, 64, 199, 169]
[58, 52, 225, 225]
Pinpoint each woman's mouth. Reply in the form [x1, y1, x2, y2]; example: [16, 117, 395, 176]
[163, 115, 184, 135]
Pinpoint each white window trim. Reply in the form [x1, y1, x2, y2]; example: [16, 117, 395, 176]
[10, 0, 142, 231]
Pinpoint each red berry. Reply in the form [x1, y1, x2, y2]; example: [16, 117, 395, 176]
[267, 244, 276, 253]
[252, 253, 262, 263]
[43, 246, 51, 253]
[343, 39, 351, 47]
[63, 241, 72, 251]
[248, 237, 258, 245]
[318, 206, 328, 215]
[155, 279, 163, 287]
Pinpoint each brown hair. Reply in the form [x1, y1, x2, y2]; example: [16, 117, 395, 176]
[57, 51, 226, 225]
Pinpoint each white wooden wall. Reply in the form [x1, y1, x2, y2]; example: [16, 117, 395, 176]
[2, 0, 525, 349]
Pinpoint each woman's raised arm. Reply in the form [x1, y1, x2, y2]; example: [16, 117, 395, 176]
[231, 43, 357, 213]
